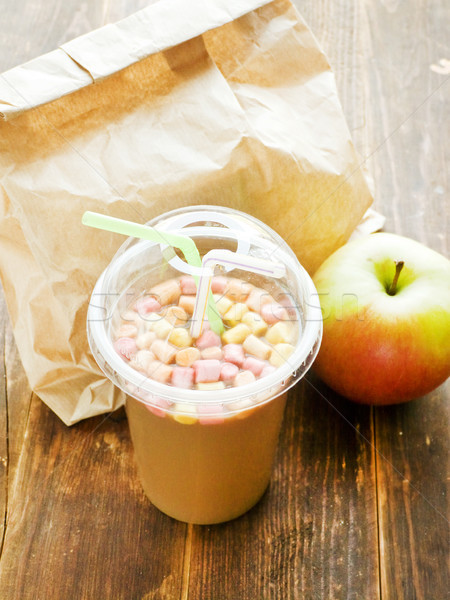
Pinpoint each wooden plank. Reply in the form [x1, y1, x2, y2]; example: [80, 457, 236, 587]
[188, 376, 380, 600]
[375, 393, 449, 600]
[359, 0, 449, 598]
[0, 399, 187, 600]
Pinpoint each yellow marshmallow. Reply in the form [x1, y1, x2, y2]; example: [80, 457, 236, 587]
[152, 318, 173, 340]
[143, 312, 162, 331]
[223, 302, 249, 327]
[222, 323, 251, 345]
[265, 322, 295, 345]
[169, 327, 192, 348]
[173, 404, 198, 425]
[269, 343, 295, 367]
[196, 382, 226, 391]
[213, 294, 233, 316]
[242, 311, 268, 336]
[243, 334, 271, 360]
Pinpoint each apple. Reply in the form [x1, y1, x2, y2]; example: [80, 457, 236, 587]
[312, 233, 450, 404]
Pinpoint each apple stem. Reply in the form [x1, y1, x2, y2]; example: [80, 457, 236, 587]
[387, 260, 404, 296]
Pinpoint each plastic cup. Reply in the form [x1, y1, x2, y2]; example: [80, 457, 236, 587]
[87, 206, 322, 524]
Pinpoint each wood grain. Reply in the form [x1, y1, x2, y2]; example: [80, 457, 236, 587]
[0, 0, 448, 599]
[0, 400, 187, 600]
[356, 2, 449, 599]
[188, 376, 380, 600]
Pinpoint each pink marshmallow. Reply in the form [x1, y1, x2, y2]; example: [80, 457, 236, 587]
[211, 276, 227, 293]
[198, 403, 225, 425]
[180, 276, 197, 295]
[114, 337, 137, 361]
[146, 396, 171, 418]
[134, 296, 161, 315]
[193, 359, 222, 383]
[222, 344, 245, 367]
[261, 364, 277, 378]
[195, 329, 222, 350]
[171, 366, 195, 389]
[242, 356, 266, 376]
[261, 302, 288, 324]
[245, 288, 273, 313]
[220, 362, 239, 382]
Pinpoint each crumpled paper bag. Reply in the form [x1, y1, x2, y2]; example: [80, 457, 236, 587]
[0, 0, 376, 425]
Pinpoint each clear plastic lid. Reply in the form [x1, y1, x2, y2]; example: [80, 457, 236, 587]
[87, 205, 322, 416]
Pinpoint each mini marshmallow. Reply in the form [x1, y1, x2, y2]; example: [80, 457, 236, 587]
[146, 396, 171, 419]
[201, 346, 223, 360]
[178, 295, 196, 315]
[245, 288, 274, 312]
[195, 329, 221, 350]
[171, 366, 195, 389]
[198, 403, 225, 425]
[261, 302, 288, 324]
[173, 404, 198, 425]
[168, 327, 192, 348]
[141, 312, 162, 331]
[242, 356, 266, 377]
[225, 278, 253, 302]
[212, 294, 234, 316]
[179, 275, 197, 295]
[220, 362, 239, 382]
[152, 318, 173, 340]
[165, 305, 189, 327]
[196, 382, 226, 391]
[269, 343, 295, 367]
[222, 344, 245, 367]
[134, 296, 161, 315]
[193, 359, 222, 383]
[211, 276, 227, 293]
[114, 337, 137, 361]
[149, 278, 181, 306]
[136, 331, 156, 350]
[151, 339, 177, 364]
[223, 302, 249, 327]
[265, 322, 295, 345]
[175, 347, 201, 367]
[147, 361, 173, 383]
[241, 310, 268, 336]
[130, 350, 155, 373]
[243, 334, 272, 360]
[221, 323, 251, 345]
[122, 310, 141, 325]
[260, 364, 277, 378]
[116, 324, 138, 338]
[234, 370, 256, 387]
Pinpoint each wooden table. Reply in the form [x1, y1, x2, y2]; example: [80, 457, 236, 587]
[0, 1, 448, 598]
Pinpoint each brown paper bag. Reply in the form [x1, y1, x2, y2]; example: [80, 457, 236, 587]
[0, 0, 375, 425]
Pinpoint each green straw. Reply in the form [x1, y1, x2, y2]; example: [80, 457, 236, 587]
[82, 211, 224, 334]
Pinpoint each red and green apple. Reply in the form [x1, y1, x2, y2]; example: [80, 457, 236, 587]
[312, 233, 450, 404]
